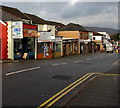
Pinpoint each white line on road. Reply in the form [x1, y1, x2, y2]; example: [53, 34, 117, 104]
[112, 60, 120, 65]
[73, 61, 80, 63]
[94, 57, 98, 59]
[80, 60, 83, 62]
[73, 60, 83, 63]
[6, 66, 40, 76]
[86, 58, 92, 61]
[61, 63, 68, 65]
[52, 64, 60, 66]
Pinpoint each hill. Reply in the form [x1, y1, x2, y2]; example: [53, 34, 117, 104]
[85, 27, 118, 35]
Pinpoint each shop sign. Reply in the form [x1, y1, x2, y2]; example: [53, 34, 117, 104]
[38, 32, 52, 42]
[23, 29, 40, 37]
[12, 21, 23, 38]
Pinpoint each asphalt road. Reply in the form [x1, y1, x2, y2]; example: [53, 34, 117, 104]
[2, 52, 119, 107]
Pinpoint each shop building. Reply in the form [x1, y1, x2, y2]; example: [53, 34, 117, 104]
[37, 31, 53, 59]
[57, 23, 90, 56]
[52, 36, 63, 58]
[92, 32, 105, 52]
[0, 20, 8, 59]
[7, 21, 40, 60]
[24, 13, 64, 59]
[37, 24, 56, 59]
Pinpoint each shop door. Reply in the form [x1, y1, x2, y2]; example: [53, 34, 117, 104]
[66, 44, 70, 56]
[14, 39, 22, 59]
[63, 44, 66, 56]
[22, 37, 35, 59]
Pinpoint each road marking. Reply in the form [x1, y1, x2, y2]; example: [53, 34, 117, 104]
[112, 60, 120, 65]
[86, 58, 92, 61]
[73, 61, 80, 63]
[94, 57, 98, 59]
[61, 63, 68, 65]
[52, 64, 60, 66]
[38, 73, 93, 108]
[6, 66, 40, 76]
[80, 60, 83, 62]
[46, 74, 94, 107]
[102, 73, 120, 76]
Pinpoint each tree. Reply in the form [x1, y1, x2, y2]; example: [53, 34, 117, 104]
[110, 33, 120, 41]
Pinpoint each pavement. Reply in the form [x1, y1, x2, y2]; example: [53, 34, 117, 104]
[59, 65, 120, 107]
[0, 52, 102, 63]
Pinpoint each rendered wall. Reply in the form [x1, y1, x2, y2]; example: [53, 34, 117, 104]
[0, 22, 8, 59]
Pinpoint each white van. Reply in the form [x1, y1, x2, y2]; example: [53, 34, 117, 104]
[106, 43, 114, 53]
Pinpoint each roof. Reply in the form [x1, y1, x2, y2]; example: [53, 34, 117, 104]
[0, 5, 31, 21]
[59, 23, 89, 32]
[24, 13, 65, 30]
[93, 32, 105, 36]
[46, 20, 65, 30]
[24, 13, 47, 24]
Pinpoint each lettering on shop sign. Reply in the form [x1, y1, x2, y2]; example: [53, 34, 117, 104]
[12, 21, 23, 38]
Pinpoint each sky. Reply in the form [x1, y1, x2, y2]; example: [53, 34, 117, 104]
[1, 1, 119, 29]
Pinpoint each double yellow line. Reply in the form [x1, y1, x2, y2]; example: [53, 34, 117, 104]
[38, 72, 120, 108]
[38, 73, 96, 108]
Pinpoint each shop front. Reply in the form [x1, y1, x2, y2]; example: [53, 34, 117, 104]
[37, 42, 52, 59]
[7, 21, 39, 60]
[62, 39, 80, 56]
[52, 36, 63, 58]
[37, 31, 53, 59]
[14, 23, 39, 60]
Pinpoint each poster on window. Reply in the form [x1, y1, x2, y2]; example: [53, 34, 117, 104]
[12, 21, 23, 39]
[23, 29, 40, 37]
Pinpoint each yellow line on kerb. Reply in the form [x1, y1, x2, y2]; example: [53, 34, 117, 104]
[102, 74, 120, 76]
[45, 73, 94, 108]
[91, 73, 120, 76]
[38, 73, 91, 108]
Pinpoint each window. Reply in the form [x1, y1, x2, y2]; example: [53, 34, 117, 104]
[55, 42, 61, 52]
[38, 43, 44, 53]
[14, 39, 22, 55]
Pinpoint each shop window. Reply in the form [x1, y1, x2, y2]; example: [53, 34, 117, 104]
[38, 43, 44, 53]
[55, 43, 61, 52]
[27, 38, 35, 53]
[14, 39, 22, 59]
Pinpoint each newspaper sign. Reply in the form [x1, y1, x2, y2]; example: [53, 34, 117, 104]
[12, 21, 23, 38]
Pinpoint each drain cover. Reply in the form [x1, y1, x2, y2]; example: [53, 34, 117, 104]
[52, 75, 73, 80]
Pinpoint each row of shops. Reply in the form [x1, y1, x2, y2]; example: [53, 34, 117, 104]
[0, 5, 110, 60]
[1, 21, 101, 60]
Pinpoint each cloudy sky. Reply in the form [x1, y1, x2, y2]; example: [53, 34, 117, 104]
[1, 1, 119, 29]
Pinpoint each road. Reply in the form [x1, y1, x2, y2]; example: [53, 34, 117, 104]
[2, 52, 119, 107]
